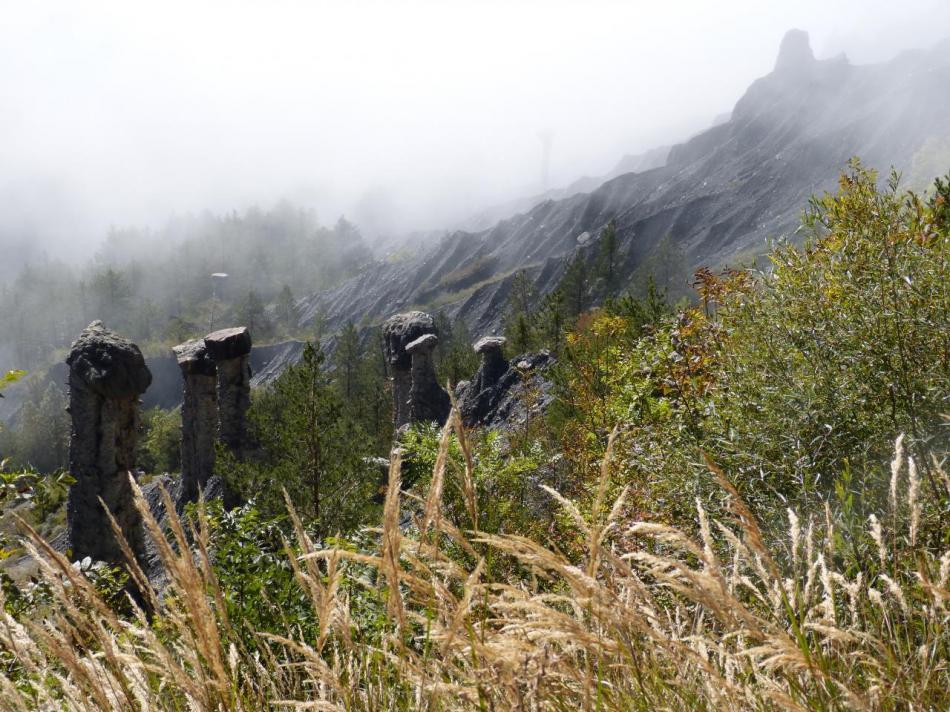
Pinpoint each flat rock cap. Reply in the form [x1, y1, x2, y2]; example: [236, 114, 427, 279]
[173, 339, 217, 377]
[474, 336, 506, 354]
[383, 311, 437, 367]
[406, 333, 439, 354]
[204, 326, 252, 360]
[383, 311, 436, 340]
[67, 321, 152, 398]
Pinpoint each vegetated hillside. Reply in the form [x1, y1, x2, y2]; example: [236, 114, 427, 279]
[1, 164, 949, 710]
[297, 30, 950, 337]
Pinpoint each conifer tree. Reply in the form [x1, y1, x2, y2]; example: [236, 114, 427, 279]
[230, 342, 377, 531]
[597, 219, 619, 295]
[238, 290, 270, 338]
[503, 270, 539, 353]
[434, 312, 478, 387]
[275, 284, 298, 333]
[334, 321, 361, 401]
[559, 255, 589, 320]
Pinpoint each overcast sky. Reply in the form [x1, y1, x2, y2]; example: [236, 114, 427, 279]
[2, 0, 949, 260]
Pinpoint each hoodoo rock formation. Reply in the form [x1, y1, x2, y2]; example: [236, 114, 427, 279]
[173, 340, 218, 505]
[457, 336, 510, 426]
[204, 327, 252, 459]
[774, 28, 816, 75]
[66, 321, 152, 565]
[406, 332, 450, 424]
[294, 31, 950, 344]
[383, 311, 439, 427]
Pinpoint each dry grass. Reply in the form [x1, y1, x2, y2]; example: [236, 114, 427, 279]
[1, 415, 948, 710]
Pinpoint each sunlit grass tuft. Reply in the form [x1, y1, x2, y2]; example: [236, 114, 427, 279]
[1, 421, 947, 710]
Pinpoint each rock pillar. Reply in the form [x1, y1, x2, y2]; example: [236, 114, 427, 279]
[204, 327, 252, 459]
[406, 333, 451, 424]
[383, 312, 437, 428]
[173, 339, 217, 505]
[459, 336, 510, 426]
[473, 336, 508, 387]
[66, 321, 152, 564]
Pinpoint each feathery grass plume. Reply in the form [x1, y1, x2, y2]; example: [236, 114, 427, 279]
[420, 414, 453, 536]
[703, 452, 779, 580]
[869, 513, 887, 568]
[0, 414, 948, 709]
[788, 508, 801, 570]
[908, 456, 920, 546]
[449, 408, 479, 531]
[381, 447, 406, 629]
[890, 433, 905, 513]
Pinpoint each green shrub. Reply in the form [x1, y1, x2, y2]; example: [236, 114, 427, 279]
[224, 342, 380, 534]
[138, 407, 182, 475]
[551, 164, 950, 528]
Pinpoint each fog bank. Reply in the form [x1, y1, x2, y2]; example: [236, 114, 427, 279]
[2, 0, 949, 270]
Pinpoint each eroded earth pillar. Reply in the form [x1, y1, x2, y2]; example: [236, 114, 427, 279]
[383, 311, 437, 428]
[66, 321, 152, 564]
[204, 327, 252, 459]
[406, 332, 450, 424]
[173, 339, 217, 505]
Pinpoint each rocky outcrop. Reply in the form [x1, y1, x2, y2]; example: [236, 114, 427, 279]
[457, 344, 553, 428]
[66, 321, 152, 565]
[457, 336, 508, 426]
[204, 327, 252, 459]
[173, 340, 217, 505]
[774, 28, 816, 75]
[249, 340, 306, 388]
[406, 333, 450, 424]
[474, 336, 509, 384]
[383, 312, 437, 428]
[295, 32, 950, 340]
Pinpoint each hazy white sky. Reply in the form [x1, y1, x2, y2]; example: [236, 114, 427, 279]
[2, 0, 949, 256]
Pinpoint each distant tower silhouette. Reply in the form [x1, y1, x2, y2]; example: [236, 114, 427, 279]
[537, 129, 554, 191]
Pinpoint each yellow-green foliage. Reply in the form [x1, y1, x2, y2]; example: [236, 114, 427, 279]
[0, 425, 948, 710]
[713, 164, 950, 505]
[551, 163, 950, 525]
[1, 167, 949, 709]
[138, 407, 182, 475]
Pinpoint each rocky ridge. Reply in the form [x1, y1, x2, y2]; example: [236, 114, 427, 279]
[295, 31, 950, 339]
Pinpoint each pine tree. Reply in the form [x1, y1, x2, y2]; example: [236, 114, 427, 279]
[232, 342, 377, 531]
[238, 290, 270, 338]
[275, 285, 298, 333]
[503, 270, 538, 353]
[334, 321, 361, 401]
[90, 266, 133, 328]
[597, 219, 619, 295]
[559, 255, 589, 320]
[353, 328, 392, 450]
[538, 289, 566, 353]
[434, 313, 478, 387]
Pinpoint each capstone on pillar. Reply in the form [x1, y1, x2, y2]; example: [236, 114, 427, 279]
[382, 311, 437, 428]
[473, 336, 508, 386]
[66, 321, 152, 564]
[173, 339, 217, 505]
[406, 332, 450, 424]
[203, 327, 252, 459]
[458, 336, 509, 426]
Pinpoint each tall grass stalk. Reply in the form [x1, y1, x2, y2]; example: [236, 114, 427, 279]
[0, 426, 947, 710]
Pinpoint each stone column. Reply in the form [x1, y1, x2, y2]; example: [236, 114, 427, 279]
[66, 321, 152, 564]
[383, 312, 437, 428]
[473, 336, 508, 387]
[459, 336, 510, 426]
[406, 333, 450, 424]
[173, 339, 217, 505]
[204, 327, 252, 459]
